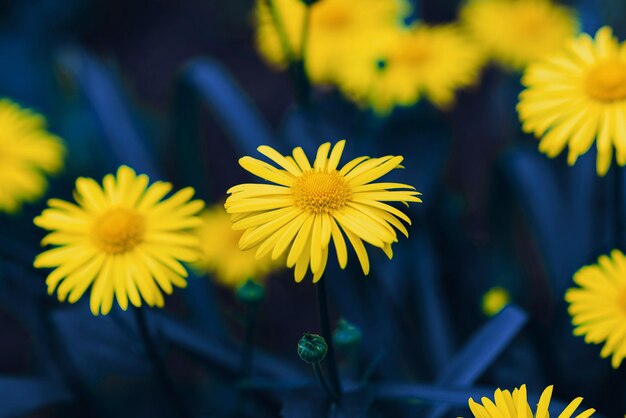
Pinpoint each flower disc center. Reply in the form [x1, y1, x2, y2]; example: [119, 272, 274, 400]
[292, 170, 351, 214]
[315, 5, 350, 29]
[93, 208, 145, 254]
[394, 41, 431, 67]
[585, 60, 626, 102]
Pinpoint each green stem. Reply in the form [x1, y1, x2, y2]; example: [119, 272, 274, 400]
[316, 279, 342, 399]
[264, 0, 295, 62]
[134, 307, 191, 418]
[312, 362, 340, 403]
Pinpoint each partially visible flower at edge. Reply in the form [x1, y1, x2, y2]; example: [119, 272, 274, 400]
[481, 286, 510, 317]
[193, 203, 281, 290]
[254, 0, 410, 84]
[0, 98, 65, 213]
[335, 23, 484, 115]
[225, 140, 421, 282]
[460, 0, 578, 71]
[33, 166, 204, 315]
[566, 249, 626, 368]
[468, 384, 595, 418]
[518, 26, 626, 176]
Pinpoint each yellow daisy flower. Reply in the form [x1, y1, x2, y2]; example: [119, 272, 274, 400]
[460, 0, 578, 71]
[469, 385, 595, 418]
[518, 26, 626, 176]
[481, 286, 511, 317]
[336, 24, 484, 115]
[193, 204, 280, 290]
[33, 166, 205, 315]
[0, 99, 65, 213]
[254, 0, 408, 84]
[566, 249, 626, 368]
[225, 140, 421, 282]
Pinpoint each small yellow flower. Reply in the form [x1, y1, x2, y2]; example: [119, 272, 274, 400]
[336, 23, 484, 115]
[34, 166, 205, 315]
[0, 99, 65, 213]
[469, 385, 595, 418]
[566, 249, 626, 368]
[193, 204, 281, 289]
[481, 286, 510, 316]
[254, 0, 409, 84]
[460, 0, 578, 71]
[518, 26, 626, 176]
[225, 140, 421, 282]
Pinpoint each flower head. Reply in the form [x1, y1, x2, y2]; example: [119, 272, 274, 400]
[566, 249, 626, 368]
[518, 26, 626, 176]
[460, 0, 578, 70]
[34, 166, 204, 315]
[336, 23, 484, 115]
[193, 204, 280, 289]
[225, 140, 421, 282]
[482, 286, 511, 316]
[469, 385, 595, 418]
[0, 99, 65, 213]
[254, 0, 409, 84]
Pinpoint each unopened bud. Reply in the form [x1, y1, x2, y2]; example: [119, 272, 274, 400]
[297, 333, 327, 364]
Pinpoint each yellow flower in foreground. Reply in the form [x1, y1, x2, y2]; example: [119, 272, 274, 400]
[460, 0, 577, 70]
[337, 24, 483, 115]
[225, 140, 421, 282]
[469, 385, 595, 418]
[566, 249, 626, 368]
[518, 26, 626, 176]
[254, 0, 408, 83]
[194, 204, 280, 289]
[34, 166, 204, 315]
[0, 99, 65, 213]
[482, 286, 511, 316]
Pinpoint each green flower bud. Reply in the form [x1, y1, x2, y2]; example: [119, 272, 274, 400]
[297, 333, 327, 364]
[333, 318, 362, 351]
[299, 0, 321, 5]
[236, 279, 265, 306]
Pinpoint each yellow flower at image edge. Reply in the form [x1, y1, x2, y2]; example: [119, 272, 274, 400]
[0, 99, 65, 213]
[34, 166, 205, 315]
[225, 140, 421, 282]
[460, 0, 577, 70]
[566, 249, 626, 368]
[468, 385, 595, 418]
[518, 27, 626, 176]
[193, 204, 280, 289]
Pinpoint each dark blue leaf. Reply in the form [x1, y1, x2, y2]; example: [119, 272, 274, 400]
[280, 386, 372, 418]
[0, 376, 73, 418]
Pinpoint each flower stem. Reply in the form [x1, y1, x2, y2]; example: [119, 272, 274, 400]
[312, 362, 340, 403]
[615, 167, 623, 249]
[315, 279, 342, 399]
[133, 307, 191, 418]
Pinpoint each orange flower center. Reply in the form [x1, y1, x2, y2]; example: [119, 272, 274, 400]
[393, 40, 431, 67]
[93, 208, 145, 254]
[314, 4, 350, 29]
[292, 170, 351, 214]
[585, 60, 626, 102]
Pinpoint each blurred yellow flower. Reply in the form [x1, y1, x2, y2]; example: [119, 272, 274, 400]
[336, 24, 484, 115]
[254, 0, 409, 84]
[460, 0, 577, 70]
[34, 166, 204, 315]
[481, 286, 510, 316]
[225, 140, 421, 282]
[0, 99, 65, 213]
[566, 249, 626, 368]
[469, 385, 595, 418]
[193, 204, 280, 289]
[518, 27, 626, 176]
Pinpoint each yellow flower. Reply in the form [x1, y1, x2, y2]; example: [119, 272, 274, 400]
[518, 26, 626, 176]
[225, 140, 421, 282]
[254, 0, 409, 84]
[0, 99, 65, 213]
[193, 204, 280, 289]
[460, 0, 578, 71]
[565, 249, 626, 368]
[33, 166, 204, 315]
[336, 24, 484, 115]
[469, 385, 595, 418]
[481, 286, 511, 316]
